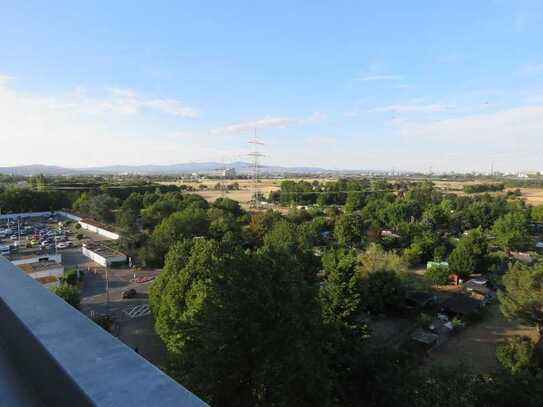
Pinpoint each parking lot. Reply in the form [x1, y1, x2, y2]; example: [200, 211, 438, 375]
[1, 213, 166, 367]
[0, 215, 78, 258]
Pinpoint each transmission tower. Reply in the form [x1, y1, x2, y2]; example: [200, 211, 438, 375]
[220, 155, 227, 197]
[248, 134, 265, 208]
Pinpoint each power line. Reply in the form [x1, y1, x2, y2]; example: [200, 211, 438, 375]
[248, 132, 265, 208]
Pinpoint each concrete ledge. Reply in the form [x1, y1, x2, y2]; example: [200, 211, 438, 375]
[0, 257, 207, 406]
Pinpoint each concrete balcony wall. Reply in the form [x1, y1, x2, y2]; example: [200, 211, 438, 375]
[0, 256, 207, 406]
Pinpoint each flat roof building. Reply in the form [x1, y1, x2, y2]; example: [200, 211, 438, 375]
[18, 260, 64, 287]
[82, 242, 126, 267]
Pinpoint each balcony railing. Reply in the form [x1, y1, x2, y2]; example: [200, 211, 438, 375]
[0, 256, 207, 406]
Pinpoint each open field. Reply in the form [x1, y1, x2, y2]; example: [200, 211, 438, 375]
[160, 178, 543, 207]
[433, 180, 543, 206]
[514, 187, 543, 206]
[160, 178, 281, 206]
[159, 178, 336, 207]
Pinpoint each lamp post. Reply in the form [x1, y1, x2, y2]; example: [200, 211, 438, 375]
[105, 264, 110, 313]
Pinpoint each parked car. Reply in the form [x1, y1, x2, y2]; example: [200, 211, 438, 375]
[41, 239, 53, 247]
[121, 288, 137, 299]
[55, 241, 70, 249]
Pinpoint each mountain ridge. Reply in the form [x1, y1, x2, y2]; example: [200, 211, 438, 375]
[0, 162, 342, 176]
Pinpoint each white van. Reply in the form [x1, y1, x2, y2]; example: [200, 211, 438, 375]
[0, 245, 10, 256]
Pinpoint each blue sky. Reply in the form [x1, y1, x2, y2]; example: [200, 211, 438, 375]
[1, 1, 543, 172]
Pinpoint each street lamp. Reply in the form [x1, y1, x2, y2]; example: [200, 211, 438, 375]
[105, 264, 110, 313]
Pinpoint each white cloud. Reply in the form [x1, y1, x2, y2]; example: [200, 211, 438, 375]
[397, 105, 543, 141]
[392, 105, 543, 171]
[356, 74, 403, 82]
[0, 75, 207, 167]
[211, 112, 325, 134]
[371, 103, 452, 113]
[0, 75, 15, 86]
[70, 87, 199, 118]
[0, 79, 199, 118]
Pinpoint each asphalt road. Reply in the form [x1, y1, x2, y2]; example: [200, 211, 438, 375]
[81, 268, 159, 308]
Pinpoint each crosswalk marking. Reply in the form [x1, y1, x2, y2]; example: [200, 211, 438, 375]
[123, 304, 151, 319]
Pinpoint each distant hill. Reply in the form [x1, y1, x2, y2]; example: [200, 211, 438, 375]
[0, 165, 78, 176]
[0, 162, 337, 176]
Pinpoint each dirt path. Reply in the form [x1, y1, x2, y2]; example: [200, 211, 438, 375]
[424, 304, 539, 373]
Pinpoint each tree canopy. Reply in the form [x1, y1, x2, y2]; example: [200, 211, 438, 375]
[498, 263, 543, 333]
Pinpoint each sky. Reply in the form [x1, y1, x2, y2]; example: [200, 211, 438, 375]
[1, 1, 543, 173]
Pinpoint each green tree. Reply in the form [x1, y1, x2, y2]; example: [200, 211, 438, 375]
[117, 193, 143, 232]
[61, 269, 79, 286]
[207, 209, 240, 239]
[496, 336, 535, 374]
[88, 194, 119, 223]
[433, 245, 448, 262]
[360, 270, 404, 314]
[72, 192, 92, 214]
[247, 209, 282, 245]
[426, 264, 450, 285]
[320, 248, 361, 324]
[498, 263, 543, 334]
[448, 228, 488, 279]
[213, 197, 243, 217]
[141, 207, 209, 267]
[404, 243, 424, 266]
[531, 205, 543, 222]
[151, 239, 330, 406]
[356, 245, 406, 314]
[421, 205, 449, 231]
[52, 284, 81, 308]
[345, 191, 366, 213]
[492, 212, 530, 252]
[263, 220, 320, 281]
[358, 243, 407, 275]
[334, 212, 365, 246]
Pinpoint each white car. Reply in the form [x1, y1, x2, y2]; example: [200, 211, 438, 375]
[55, 241, 71, 249]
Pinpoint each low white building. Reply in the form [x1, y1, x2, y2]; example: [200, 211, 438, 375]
[11, 253, 62, 266]
[78, 219, 120, 240]
[82, 243, 126, 267]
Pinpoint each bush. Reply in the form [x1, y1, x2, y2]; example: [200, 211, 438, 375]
[93, 315, 114, 332]
[496, 336, 535, 374]
[404, 244, 423, 266]
[51, 284, 81, 308]
[425, 265, 450, 285]
[61, 269, 78, 286]
[433, 245, 448, 262]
